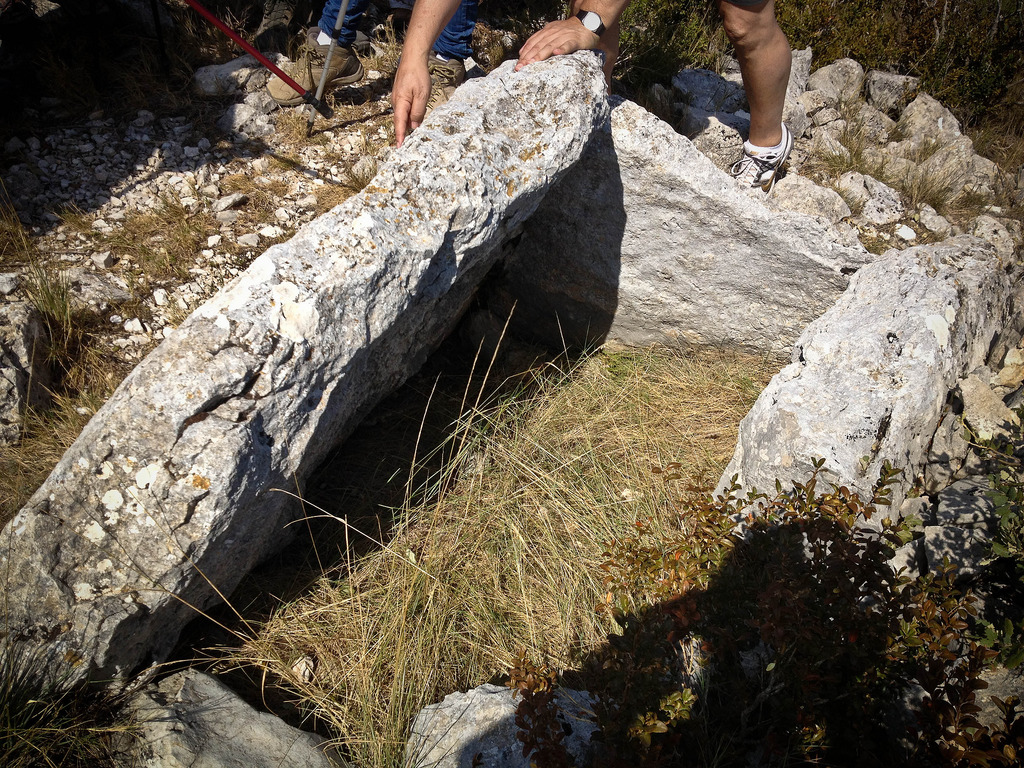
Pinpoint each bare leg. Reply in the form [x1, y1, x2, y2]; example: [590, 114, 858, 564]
[718, 0, 790, 147]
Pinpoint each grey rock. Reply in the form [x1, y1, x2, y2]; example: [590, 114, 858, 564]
[919, 204, 952, 237]
[64, 267, 133, 307]
[406, 684, 598, 768]
[960, 372, 1020, 440]
[243, 89, 278, 115]
[770, 174, 852, 224]
[978, 667, 1024, 729]
[898, 93, 962, 145]
[717, 236, 1014, 512]
[680, 108, 748, 169]
[923, 524, 991, 577]
[213, 192, 249, 212]
[936, 476, 996, 527]
[128, 670, 339, 768]
[193, 56, 265, 97]
[490, 98, 873, 357]
[799, 89, 830, 118]
[0, 52, 609, 684]
[0, 272, 20, 295]
[0, 302, 51, 445]
[217, 104, 273, 137]
[784, 48, 813, 139]
[236, 233, 260, 247]
[806, 58, 865, 107]
[865, 70, 920, 116]
[93, 250, 115, 268]
[837, 172, 899, 223]
[924, 410, 971, 494]
[896, 224, 917, 241]
[672, 68, 746, 114]
[971, 215, 1017, 260]
[852, 102, 896, 144]
[811, 123, 851, 164]
[812, 106, 842, 127]
[994, 347, 1024, 388]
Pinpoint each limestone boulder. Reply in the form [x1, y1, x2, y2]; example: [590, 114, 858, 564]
[0, 301, 51, 445]
[806, 58, 865, 107]
[406, 684, 598, 768]
[0, 53, 609, 684]
[672, 68, 746, 114]
[193, 55, 271, 97]
[127, 670, 340, 768]
[865, 70, 920, 116]
[770, 174, 852, 224]
[897, 93, 963, 146]
[488, 98, 874, 357]
[718, 236, 1016, 511]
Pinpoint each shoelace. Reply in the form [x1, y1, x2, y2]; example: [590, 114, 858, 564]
[730, 153, 783, 192]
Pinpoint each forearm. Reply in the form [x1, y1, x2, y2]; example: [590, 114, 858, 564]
[569, 0, 632, 30]
[401, 0, 464, 62]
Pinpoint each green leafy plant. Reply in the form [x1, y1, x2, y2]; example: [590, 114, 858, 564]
[513, 461, 1024, 767]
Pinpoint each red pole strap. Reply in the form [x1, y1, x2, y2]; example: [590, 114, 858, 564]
[180, 0, 332, 118]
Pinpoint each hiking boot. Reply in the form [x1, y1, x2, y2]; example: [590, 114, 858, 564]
[425, 52, 466, 115]
[730, 123, 794, 192]
[254, 0, 296, 52]
[267, 27, 363, 107]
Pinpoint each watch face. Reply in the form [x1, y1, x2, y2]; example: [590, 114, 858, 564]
[578, 11, 603, 33]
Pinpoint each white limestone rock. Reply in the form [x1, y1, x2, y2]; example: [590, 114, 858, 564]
[897, 93, 963, 146]
[865, 70, 920, 116]
[918, 204, 952, 237]
[680, 108, 748, 169]
[128, 670, 339, 768]
[672, 68, 746, 114]
[406, 684, 598, 768]
[0, 53, 609, 684]
[717, 236, 1015, 512]
[784, 48, 813, 139]
[490, 98, 873, 357]
[960, 372, 1020, 440]
[806, 58, 865, 108]
[971, 215, 1017, 260]
[0, 302, 51, 445]
[193, 56, 268, 97]
[923, 524, 992, 577]
[770, 173, 852, 224]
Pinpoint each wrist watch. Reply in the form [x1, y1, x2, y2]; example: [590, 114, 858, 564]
[575, 9, 606, 37]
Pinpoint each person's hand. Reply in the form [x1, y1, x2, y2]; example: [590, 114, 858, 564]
[514, 18, 600, 71]
[392, 58, 432, 147]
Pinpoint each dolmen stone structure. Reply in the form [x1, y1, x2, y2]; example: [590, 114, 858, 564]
[1, 44, 1022, 768]
[0, 54, 608, 685]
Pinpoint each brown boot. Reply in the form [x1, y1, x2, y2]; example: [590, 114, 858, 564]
[267, 27, 363, 107]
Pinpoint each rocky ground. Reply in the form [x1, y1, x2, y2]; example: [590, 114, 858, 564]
[1, 52, 398, 364]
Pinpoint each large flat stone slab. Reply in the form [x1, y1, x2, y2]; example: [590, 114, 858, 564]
[0, 53, 609, 684]
[488, 98, 874, 356]
[718, 236, 1016, 510]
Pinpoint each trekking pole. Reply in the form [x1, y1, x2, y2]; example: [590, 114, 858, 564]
[306, 0, 352, 136]
[180, 0, 333, 118]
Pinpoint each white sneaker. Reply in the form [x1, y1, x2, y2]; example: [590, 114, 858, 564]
[730, 124, 794, 191]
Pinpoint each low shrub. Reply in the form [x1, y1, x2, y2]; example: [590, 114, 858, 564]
[514, 461, 1024, 766]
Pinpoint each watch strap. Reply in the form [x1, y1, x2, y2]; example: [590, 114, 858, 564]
[575, 10, 606, 37]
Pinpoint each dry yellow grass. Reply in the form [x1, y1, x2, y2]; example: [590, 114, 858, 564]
[232, 346, 773, 768]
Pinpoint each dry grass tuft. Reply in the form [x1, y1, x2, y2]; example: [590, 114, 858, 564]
[0, 391, 105, 527]
[233, 346, 772, 768]
[90, 193, 214, 281]
[0, 185, 33, 269]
